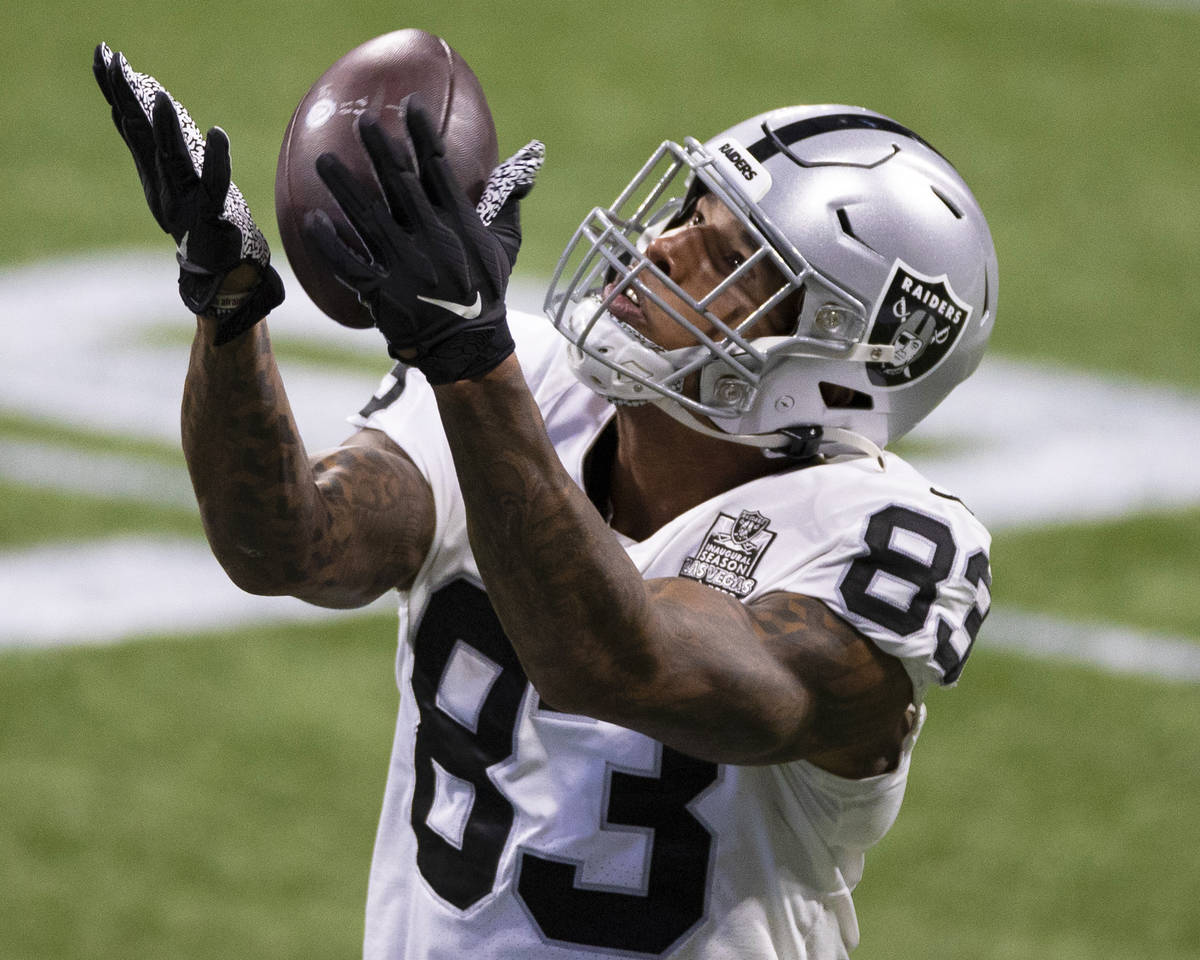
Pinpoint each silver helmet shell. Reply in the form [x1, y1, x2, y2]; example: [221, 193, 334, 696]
[544, 104, 998, 453]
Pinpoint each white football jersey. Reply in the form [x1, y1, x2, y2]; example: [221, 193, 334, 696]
[350, 312, 991, 960]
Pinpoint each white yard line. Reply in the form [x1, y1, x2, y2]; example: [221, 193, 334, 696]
[984, 608, 1200, 682]
[7, 253, 1200, 531]
[3, 534, 1196, 682]
[1, 439, 194, 507]
[0, 536, 395, 648]
[2, 252, 1198, 677]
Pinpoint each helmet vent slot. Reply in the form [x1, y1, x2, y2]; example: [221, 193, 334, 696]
[836, 208, 879, 253]
[819, 382, 874, 410]
[931, 185, 963, 219]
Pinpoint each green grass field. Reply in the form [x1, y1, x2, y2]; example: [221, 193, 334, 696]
[3, 629, 1196, 960]
[4, 0, 1200, 957]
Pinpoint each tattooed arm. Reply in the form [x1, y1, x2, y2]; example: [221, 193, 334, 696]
[433, 357, 912, 776]
[181, 305, 435, 609]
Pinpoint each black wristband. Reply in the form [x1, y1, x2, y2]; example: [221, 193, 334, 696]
[403, 317, 515, 384]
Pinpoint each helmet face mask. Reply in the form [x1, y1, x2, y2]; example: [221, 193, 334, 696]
[544, 104, 998, 454]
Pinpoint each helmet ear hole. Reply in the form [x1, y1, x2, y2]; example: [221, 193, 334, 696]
[819, 382, 873, 409]
[772, 285, 805, 336]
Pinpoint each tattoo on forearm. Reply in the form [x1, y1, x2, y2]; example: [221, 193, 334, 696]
[183, 327, 430, 600]
[465, 450, 643, 633]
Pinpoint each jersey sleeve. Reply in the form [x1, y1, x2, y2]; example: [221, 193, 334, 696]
[348, 359, 467, 585]
[759, 457, 993, 701]
[345, 311, 569, 579]
[347, 310, 561, 444]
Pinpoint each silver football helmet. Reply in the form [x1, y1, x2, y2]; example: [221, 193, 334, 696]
[544, 104, 998, 459]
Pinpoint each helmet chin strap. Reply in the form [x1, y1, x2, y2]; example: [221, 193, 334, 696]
[651, 399, 886, 470]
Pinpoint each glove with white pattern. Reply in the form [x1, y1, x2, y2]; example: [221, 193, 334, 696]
[93, 43, 284, 345]
[303, 96, 544, 383]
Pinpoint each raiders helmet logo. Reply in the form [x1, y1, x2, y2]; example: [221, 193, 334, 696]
[866, 260, 973, 387]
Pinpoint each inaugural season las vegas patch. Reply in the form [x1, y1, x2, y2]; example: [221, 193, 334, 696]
[866, 260, 973, 386]
[680, 509, 777, 597]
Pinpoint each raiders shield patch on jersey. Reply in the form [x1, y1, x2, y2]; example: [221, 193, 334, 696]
[680, 509, 776, 597]
[866, 260, 972, 387]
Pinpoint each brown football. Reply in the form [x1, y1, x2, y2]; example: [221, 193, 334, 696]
[275, 29, 499, 328]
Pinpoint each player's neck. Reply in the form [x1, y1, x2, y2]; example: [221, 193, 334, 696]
[607, 403, 786, 541]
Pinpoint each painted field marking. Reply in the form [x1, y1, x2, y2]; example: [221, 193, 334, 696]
[4, 535, 1197, 683]
[2, 251, 1198, 677]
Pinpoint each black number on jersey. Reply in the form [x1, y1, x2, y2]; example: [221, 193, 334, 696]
[517, 746, 717, 954]
[410, 580, 526, 909]
[358, 362, 408, 419]
[838, 505, 991, 685]
[410, 579, 718, 953]
[934, 548, 991, 684]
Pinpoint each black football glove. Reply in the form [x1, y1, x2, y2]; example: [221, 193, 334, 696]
[303, 97, 544, 383]
[93, 42, 284, 345]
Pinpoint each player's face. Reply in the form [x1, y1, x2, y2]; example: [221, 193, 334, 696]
[603, 193, 797, 351]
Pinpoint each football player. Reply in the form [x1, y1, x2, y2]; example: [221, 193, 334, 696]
[95, 41, 994, 960]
